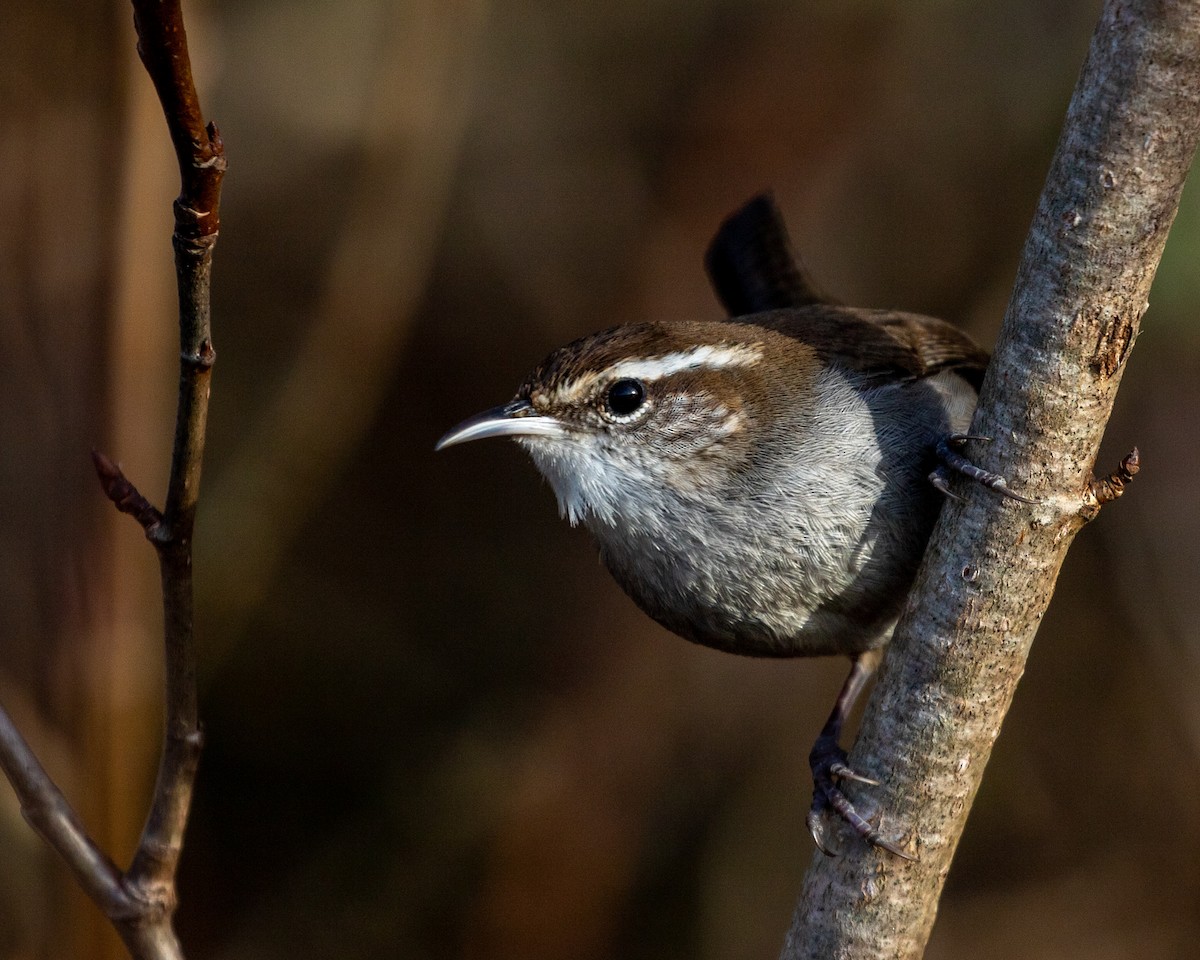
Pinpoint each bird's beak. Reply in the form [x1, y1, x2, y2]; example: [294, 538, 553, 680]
[435, 398, 567, 450]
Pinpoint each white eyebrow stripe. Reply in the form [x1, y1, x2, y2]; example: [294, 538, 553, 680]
[604, 343, 763, 382]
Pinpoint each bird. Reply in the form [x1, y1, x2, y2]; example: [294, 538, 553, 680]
[437, 194, 1027, 857]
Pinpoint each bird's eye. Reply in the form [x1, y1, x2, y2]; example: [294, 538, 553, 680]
[604, 378, 646, 418]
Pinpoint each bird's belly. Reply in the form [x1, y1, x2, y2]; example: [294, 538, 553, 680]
[585, 367, 965, 659]
[596, 493, 928, 659]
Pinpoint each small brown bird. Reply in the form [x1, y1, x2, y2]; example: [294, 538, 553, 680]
[438, 195, 1025, 857]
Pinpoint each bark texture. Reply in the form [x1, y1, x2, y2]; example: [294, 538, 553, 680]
[783, 1, 1200, 956]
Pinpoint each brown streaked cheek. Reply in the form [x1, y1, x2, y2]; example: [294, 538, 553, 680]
[650, 393, 746, 464]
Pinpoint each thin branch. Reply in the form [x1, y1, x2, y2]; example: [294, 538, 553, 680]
[124, 0, 224, 908]
[129, 1, 224, 248]
[0, 704, 132, 918]
[783, 1, 1200, 956]
[0, 2, 223, 958]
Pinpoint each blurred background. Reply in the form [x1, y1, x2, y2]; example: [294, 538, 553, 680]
[3, 0, 1199, 957]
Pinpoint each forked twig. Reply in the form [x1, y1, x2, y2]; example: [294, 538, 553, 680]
[0, 3, 224, 957]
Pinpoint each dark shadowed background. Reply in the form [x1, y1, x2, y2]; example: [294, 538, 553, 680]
[2, 1, 1199, 958]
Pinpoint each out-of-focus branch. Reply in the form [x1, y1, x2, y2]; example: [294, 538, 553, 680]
[0, 707, 128, 918]
[0, 2, 223, 957]
[782, 1, 1200, 957]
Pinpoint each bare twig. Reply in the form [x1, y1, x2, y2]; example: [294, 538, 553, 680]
[0, 707, 129, 917]
[122, 0, 224, 925]
[783, 1, 1200, 957]
[0, 2, 223, 958]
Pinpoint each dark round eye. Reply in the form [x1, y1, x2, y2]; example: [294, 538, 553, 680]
[604, 378, 646, 417]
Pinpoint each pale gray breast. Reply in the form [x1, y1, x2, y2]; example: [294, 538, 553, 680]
[589, 365, 976, 658]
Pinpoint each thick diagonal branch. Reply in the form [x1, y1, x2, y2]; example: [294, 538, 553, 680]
[783, 1, 1200, 957]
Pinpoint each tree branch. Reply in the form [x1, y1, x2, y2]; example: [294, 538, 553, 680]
[122, 0, 224, 922]
[0, 706, 131, 918]
[783, 1, 1200, 956]
[0, 2, 223, 957]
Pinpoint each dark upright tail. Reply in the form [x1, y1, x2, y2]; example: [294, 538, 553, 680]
[704, 193, 830, 316]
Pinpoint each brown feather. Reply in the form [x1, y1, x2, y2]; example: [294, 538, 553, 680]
[741, 306, 990, 390]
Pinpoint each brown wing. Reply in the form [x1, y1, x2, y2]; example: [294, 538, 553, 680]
[744, 305, 990, 390]
[706, 195, 989, 388]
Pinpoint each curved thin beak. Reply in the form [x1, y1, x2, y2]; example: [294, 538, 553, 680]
[435, 398, 566, 450]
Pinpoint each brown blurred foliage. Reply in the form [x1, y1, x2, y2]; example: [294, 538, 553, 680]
[2, 1, 1200, 958]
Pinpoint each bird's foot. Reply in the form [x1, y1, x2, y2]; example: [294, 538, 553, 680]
[929, 434, 1039, 504]
[806, 734, 916, 861]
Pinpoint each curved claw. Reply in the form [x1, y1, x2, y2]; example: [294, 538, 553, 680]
[806, 808, 841, 858]
[809, 735, 916, 860]
[828, 761, 879, 786]
[947, 434, 993, 445]
[929, 466, 966, 502]
[984, 478, 1040, 505]
[933, 434, 1041, 504]
[809, 776, 918, 862]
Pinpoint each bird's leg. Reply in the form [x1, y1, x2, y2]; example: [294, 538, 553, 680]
[929, 434, 1039, 504]
[807, 649, 915, 860]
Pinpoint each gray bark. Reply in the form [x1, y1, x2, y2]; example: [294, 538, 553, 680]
[783, 0, 1200, 956]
